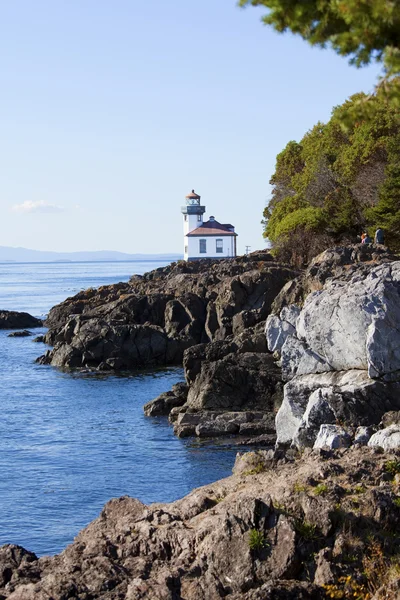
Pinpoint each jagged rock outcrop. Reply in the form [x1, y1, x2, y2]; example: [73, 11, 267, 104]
[143, 383, 188, 416]
[266, 246, 400, 449]
[2, 446, 400, 599]
[271, 243, 397, 314]
[276, 370, 400, 448]
[145, 245, 400, 443]
[38, 254, 298, 370]
[0, 311, 42, 330]
[144, 324, 282, 441]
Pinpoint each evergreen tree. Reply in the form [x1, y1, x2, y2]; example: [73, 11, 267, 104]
[264, 93, 400, 264]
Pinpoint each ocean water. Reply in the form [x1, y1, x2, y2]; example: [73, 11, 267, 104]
[0, 261, 239, 556]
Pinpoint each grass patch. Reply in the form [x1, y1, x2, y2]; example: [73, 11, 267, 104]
[293, 481, 308, 493]
[243, 463, 266, 476]
[313, 483, 329, 496]
[248, 528, 268, 551]
[294, 518, 318, 541]
[384, 459, 400, 476]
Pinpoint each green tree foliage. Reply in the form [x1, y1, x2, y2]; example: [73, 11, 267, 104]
[239, 0, 400, 122]
[264, 93, 400, 265]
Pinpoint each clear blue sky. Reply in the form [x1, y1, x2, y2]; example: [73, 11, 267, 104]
[0, 0, 380, 255]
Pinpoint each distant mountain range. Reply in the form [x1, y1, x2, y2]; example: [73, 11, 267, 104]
[0, 246, 182, 263]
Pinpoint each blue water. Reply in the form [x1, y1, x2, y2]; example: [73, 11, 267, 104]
[0, 261, 239, 556]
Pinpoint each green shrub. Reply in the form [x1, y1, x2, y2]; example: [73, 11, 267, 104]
[384, 459, 400, 476]
[248, 528, 268, 550]
[293, 519, 318, 541]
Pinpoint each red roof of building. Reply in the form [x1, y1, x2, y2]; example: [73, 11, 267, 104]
[185, 189, 201, 199]
[187, 219, 237, 237]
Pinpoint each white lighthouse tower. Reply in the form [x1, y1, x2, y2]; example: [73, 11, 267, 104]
[181, 190, 206, 260]
[181, 189, 238, 261]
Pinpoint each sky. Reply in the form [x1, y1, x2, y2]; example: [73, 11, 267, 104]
[0, 0, 381, 255]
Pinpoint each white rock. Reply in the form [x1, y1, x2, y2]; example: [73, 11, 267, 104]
[265, 315, 295, 353]
[354, 426, 374, 445]
[313, 425, 351, 450]
[285, 262, 400, 380]
[275, 370, 400, 448]
[293, 388, 338, 449]
[368, 424, 400, 450]
[281, 335, 330, 382]
[280, 305, 301, 328]
[303, 389, 337, 428]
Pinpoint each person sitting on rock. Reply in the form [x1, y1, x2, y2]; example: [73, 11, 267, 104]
[374, 228, 385, 245]
[361, 232, 371, 244]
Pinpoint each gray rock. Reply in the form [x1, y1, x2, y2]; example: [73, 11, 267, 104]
[196, 420, 239, 437]
[313, 425, 352, 449]
[0, 311, 42, 330]
[354, 426, 374, 445]
[265, 315, 295, 354]
[232, 450, 275, 476]
[380, 411, 400, 428]
[185, 352, 282, 412]
[276, 370, 400, 448]
[368, 424, 400, 450]
[265, 305, 301, 355]
[143, 383, 188, 416]
[280, 304, 301, 328]
[314, 548, 335, 586]
[292, 388, 337, 449]
[7, 330, 32, 338]
[281, 335, 330, 381]
[292, 262, 400, 381]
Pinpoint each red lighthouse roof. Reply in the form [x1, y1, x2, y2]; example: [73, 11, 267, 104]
[187, 218, 237, 237]
[185, 189, 201, 199]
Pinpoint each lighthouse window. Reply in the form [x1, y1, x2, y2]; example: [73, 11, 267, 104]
[216, 239, 223, 253]
[184, 215, 187, 221]
[197, 214, 202, 221]
[199, 239, 207, 253]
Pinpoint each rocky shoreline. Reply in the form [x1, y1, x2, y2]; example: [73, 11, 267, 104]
[2, 445, 400, 599]
[3, 244, 400, 598]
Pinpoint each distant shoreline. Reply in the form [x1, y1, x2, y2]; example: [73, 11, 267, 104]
[0, 246, 182, 263]
[0, 257, 182, 265]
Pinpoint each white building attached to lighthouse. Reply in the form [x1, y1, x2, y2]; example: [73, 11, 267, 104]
[181, 190, 237, 261]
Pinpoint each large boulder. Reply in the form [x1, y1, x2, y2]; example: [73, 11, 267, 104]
[185, 352, 282, 411]
[266, 258, 400, 449]
[143, 383, 188, 416]
[145, 323, 277, 441]
[276, 370, 400, 448]
[0, 311, 42, 330]
[368, 424, 400, 451]
[274, 262, 400, 382]
[296, 262, 400, 379]
[38, 319, 185, 370]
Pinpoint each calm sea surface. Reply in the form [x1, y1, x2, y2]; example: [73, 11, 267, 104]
[0, 261, 239, 556]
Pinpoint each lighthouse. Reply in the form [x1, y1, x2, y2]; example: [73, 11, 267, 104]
[181, 189, 237, 261]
